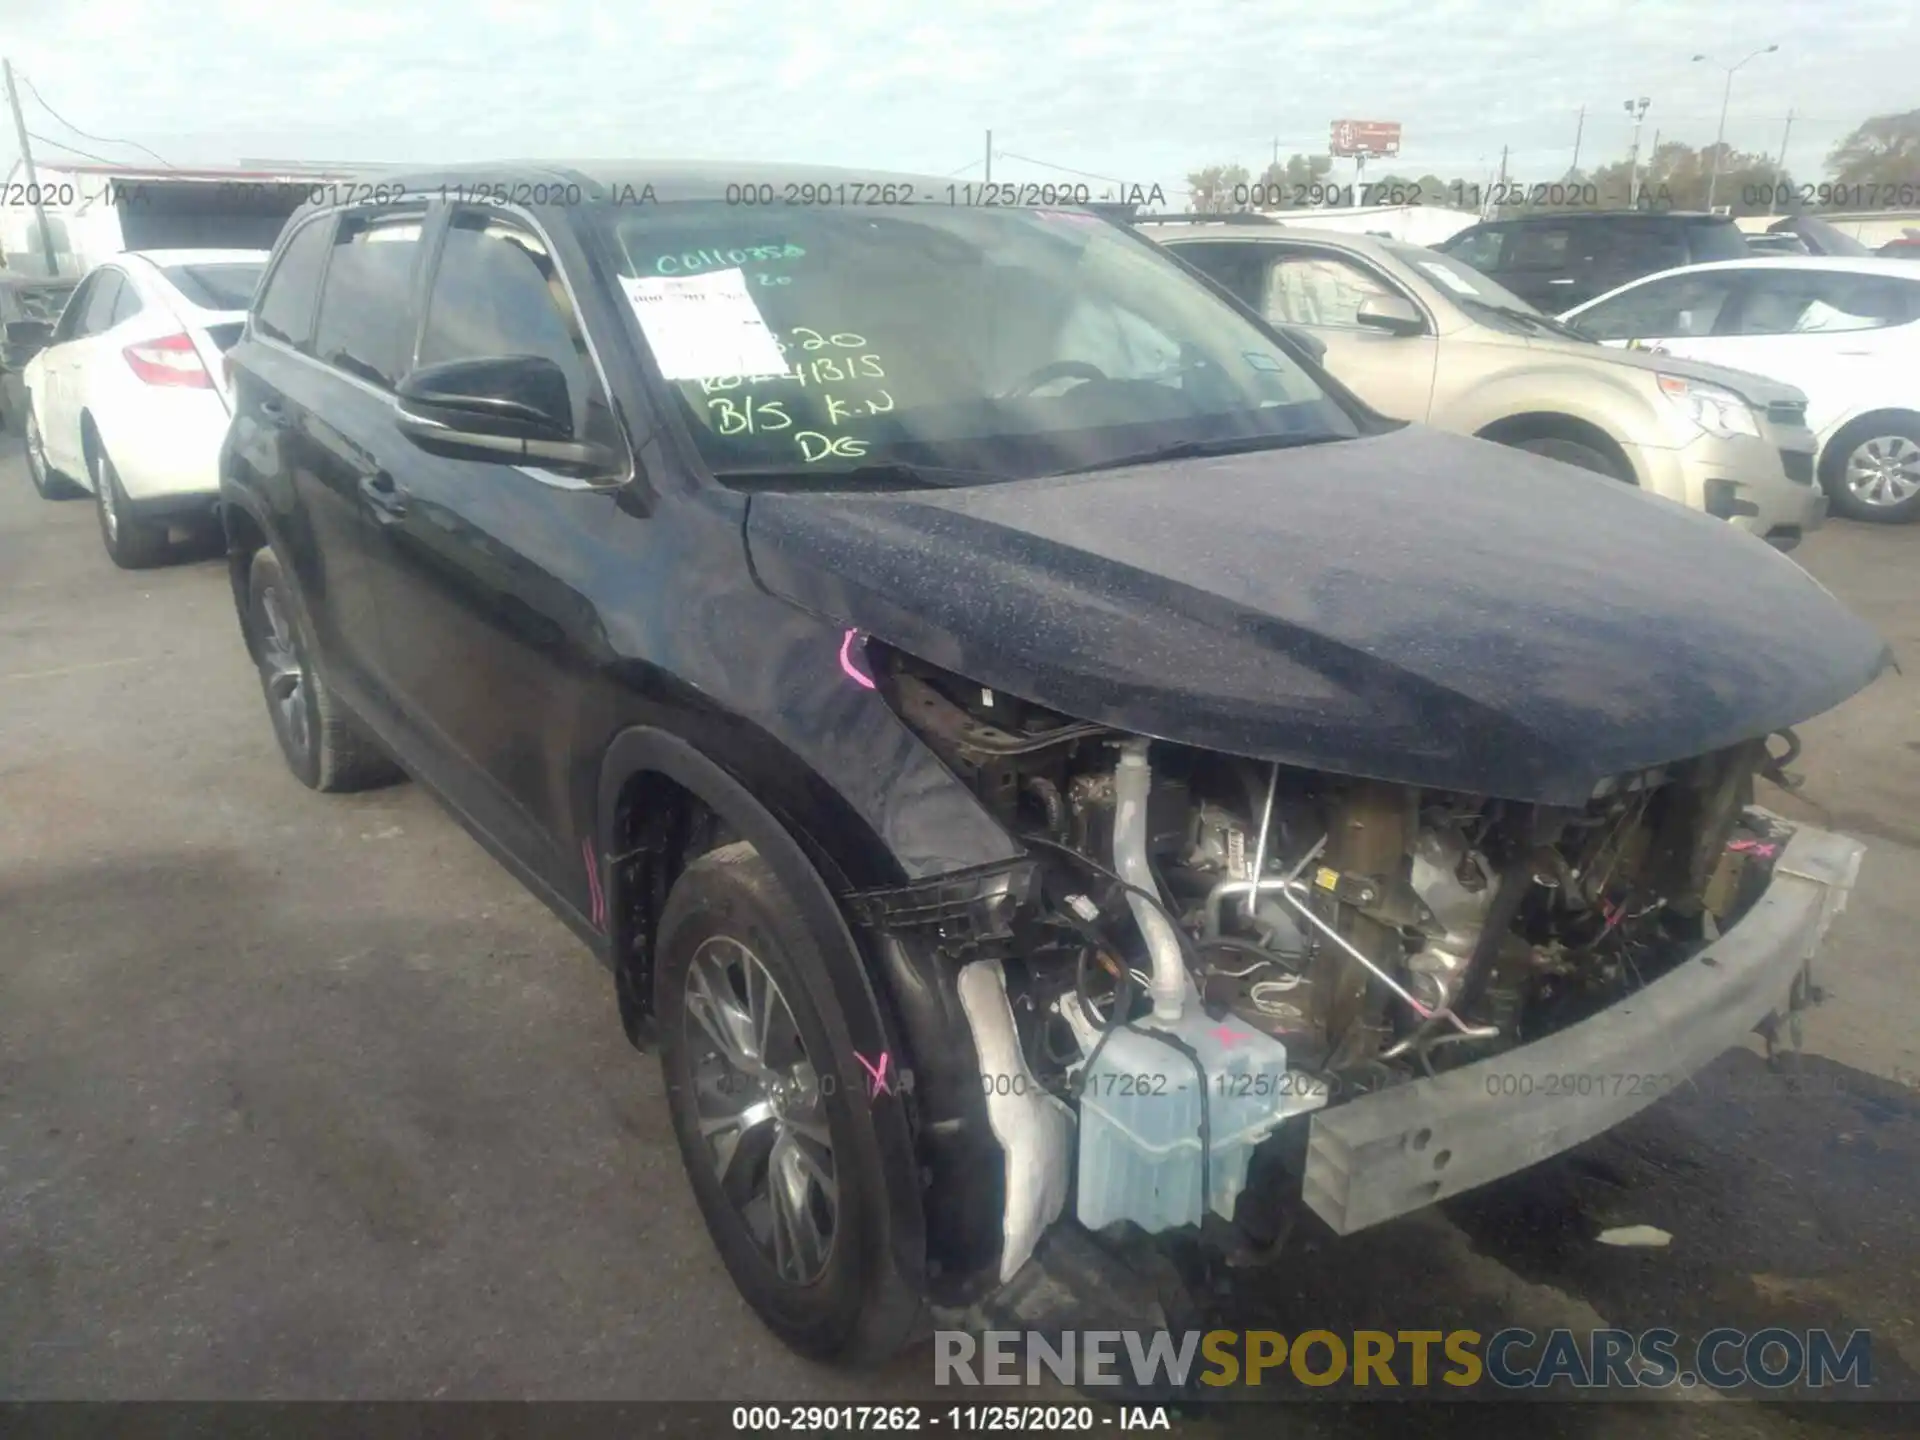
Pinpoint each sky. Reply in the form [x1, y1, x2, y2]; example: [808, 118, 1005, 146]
[3, 0, 1917, 200]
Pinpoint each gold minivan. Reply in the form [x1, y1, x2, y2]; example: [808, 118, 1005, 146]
[1151, 221, 1827, 549]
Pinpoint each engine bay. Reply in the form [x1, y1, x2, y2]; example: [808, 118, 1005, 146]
[869, 644, 1798, 1245]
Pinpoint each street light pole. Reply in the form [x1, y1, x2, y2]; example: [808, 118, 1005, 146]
[1693, 44, 1778, 212]
[1624, 97, 1651, 208]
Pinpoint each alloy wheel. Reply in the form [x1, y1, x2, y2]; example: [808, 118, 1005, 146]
[26, 414, 48, 489]
[96, 456, 119, 541]
[682, 935, 837, 1284]
[257, 586, 312, 763]
[1844, 434, 1920, 508]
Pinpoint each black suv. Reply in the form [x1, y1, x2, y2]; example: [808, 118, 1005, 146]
[1434, 210, 1752, 311]
[220, 162, 1884, 1364]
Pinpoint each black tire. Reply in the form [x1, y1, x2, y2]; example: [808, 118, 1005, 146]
[91, 442, 171, 568]
[1510, 434, 1628, 480]
[246, 547, 404, 792]
[24, 408, 83, 500]
[1819, 414, 1920, 524]
[656, 841, 917, 1365]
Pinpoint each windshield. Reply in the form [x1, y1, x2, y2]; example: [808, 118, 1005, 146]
[1382, 241, 1541, 313]
[162, 262, 265, 312]
[602, 203, 1358, 483]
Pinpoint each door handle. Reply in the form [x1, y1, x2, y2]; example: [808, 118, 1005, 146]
[358, 471, 409, 521]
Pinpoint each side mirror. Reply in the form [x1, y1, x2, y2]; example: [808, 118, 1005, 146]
[395, 355, 617, 472]
[2, 319, 53, 370]
[1354, 294, 1425, 336]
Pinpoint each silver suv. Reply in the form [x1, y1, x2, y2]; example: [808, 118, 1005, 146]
[1151, 221, 1826, 549]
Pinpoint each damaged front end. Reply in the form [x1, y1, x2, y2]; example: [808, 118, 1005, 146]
[845, 645, 1867, 1300]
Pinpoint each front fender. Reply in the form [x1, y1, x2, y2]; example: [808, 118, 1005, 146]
[593, 726, 936, 1306]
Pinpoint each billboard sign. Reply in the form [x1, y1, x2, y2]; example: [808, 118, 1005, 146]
[1330, 120, 1403, 158]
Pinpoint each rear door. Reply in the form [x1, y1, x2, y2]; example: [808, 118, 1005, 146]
[229, 207, 423, 728]
[1681, 268, 1920, 435]
[41, 269, 123, 474]
[299, 205, 432, 726]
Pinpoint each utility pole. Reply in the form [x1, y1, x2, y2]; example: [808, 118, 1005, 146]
[1484, 146, 1508, 219]
[1774, 108, 1795, 201]
[3, 58, 61, 277]
[1571, 105, 1585, 174]
[984, 130, 992, 184]
[1624, 97, 1652, 209]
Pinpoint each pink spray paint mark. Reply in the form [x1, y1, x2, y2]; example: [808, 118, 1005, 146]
[855, 1050, 892, 1100]
[581, 836, 605, 930]
[1728, 839, 1779, 858]
[839, 628, 876, 690]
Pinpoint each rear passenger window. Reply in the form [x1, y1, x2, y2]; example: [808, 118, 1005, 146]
[81, 272, 124, 336]
[312, 208, 426, 389]
[255, 217, 334, 352]
[109, 281, 143, 326]
[417, 208, 613, 444]
[1506, 227, 1571, 272]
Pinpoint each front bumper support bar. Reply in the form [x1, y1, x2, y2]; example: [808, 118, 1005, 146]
[1302, 818, 1864, 1235]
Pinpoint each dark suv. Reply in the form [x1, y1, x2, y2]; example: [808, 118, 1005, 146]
[1435, 211, 1753, 311]
[220, 162, 1883, 1365]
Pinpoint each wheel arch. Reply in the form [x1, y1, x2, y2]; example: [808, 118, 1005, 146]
[1475, 411, 1639, 483]
[596, 724, 933, 1305]
[1817, 406, 1920, 481]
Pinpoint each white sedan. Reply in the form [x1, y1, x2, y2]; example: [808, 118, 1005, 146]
[19, 249, 268, 566]
[1560, 257, 1920, 522]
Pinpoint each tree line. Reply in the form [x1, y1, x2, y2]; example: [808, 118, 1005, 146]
[1185, 107, 1920, 215]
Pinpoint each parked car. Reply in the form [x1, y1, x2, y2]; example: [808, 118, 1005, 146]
[1762, 214, 1872, 258]
[0, 273, 77, 434]
[221, 162, 1884, 1365]
[1560, 257, 1920, 522]
[1149, 222, 1826, 548]
[10, 248, 266, 565]
[1878, 236, 1920, 260]
[1433, 210, 1751, 310]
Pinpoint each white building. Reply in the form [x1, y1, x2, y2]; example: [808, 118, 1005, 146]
[1, 162, 355, 278]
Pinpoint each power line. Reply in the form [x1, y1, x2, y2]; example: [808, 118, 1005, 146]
[26, 130, 127, 166]
[991, 148, 1131, 185]
[17, 69, 173, 168]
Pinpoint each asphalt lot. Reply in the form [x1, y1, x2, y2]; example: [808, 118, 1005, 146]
[3, 444, 1918, 1434]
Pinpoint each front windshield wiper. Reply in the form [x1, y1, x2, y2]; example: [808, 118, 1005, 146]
[713, 461, 1009, 492]
[1062, 431, 1345, 475]
[1461, 296, 1593, 342]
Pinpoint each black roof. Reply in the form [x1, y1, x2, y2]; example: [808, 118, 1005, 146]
[1465, 209, 1730, 227]
[292, 158, 969, 218]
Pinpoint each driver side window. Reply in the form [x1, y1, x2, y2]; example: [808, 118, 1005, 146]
[1574, 274, 1737, 341]
[1261, 253, 1394, 329]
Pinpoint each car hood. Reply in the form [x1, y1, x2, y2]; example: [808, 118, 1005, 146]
[1528, 333, 1808, 407]
[744, 427, 1889, 805]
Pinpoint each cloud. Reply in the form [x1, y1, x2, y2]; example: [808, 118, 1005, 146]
[3, 0, 1915, 195]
